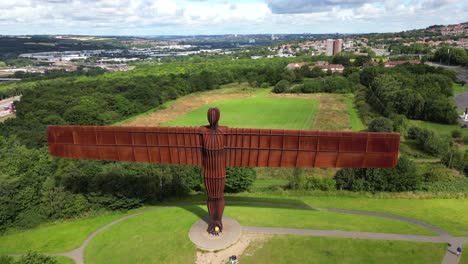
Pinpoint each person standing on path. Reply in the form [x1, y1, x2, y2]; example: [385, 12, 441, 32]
[457, 245, 462, 257]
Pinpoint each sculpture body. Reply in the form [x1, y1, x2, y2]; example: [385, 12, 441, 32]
[202, 108, 227, 233]
[47, 107, 400, 234]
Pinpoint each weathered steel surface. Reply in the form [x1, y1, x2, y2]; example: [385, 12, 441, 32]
[47, 107, 400, 234]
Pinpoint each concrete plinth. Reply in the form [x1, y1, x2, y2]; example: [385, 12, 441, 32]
[188, 217, 242, 251]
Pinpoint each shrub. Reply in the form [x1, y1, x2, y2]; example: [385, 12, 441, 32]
[368, 117, 394, 132]
[392, 115, 408, 134]
[225, 167, 256, 193]
[463, 135, 468, 144]
[451, 129, 462, 139]
[16, 252, 58, 264]
[273, 79, 289, 93]
[305, 177, 336, 191]
[441, 148, 468, 176]
[407, 126, 451, 157]
[421, 178, 468, 193]
[287, 168, 306, 190]
[15, 209, 46, 229]
[335, 157, 422, 192]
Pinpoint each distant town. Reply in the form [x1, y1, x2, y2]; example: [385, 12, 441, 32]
[0, 22, 467, 81]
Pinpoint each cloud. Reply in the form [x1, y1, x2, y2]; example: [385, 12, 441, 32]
[0, 0, 466, 35]
[266, 0, 374, 14]
[420, 0, 455, 9]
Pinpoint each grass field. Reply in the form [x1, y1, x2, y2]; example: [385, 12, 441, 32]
[0, 200, 438, 257]
[410, 119, 468, 137]
[0, 209, 151, 254]
[227, 194, 468, 236]
[226, 205, 434, 235]
[453, 83, 466, 96]
[241, 235, 446, 264]
[84, 208, 197, 264]
[82, 206, 438, 264]
[345, 94, 365, 131]
[460, 245, 468, 264]
[163, 91, 319, 129]
[56, 256, 75, 264]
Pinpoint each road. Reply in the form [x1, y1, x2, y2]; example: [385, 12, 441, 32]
[425, 62, 468, 111]
[425, 62, 468, 84]
[0, 96, 19, 118]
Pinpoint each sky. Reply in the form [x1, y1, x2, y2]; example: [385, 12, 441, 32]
[0, 0, 467, 35]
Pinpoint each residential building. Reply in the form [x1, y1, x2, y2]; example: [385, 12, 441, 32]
[334, 39, 343, 55]
[286, 62, 306, 70]
[326, 39, 334, 55]
[384, 60, 419, 68]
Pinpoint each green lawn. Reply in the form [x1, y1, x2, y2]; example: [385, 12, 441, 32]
[453, 83, 466, 96]
[83, 206, 437, 264]
[251, 179, 289, 192]
[227, 194, 468, 236]
[226, 205, 434, 235]
[163, 93, 319, 129]
[345, 94, 365, 131]
[410, 120, 468, 137]
[460, 244, 468, 264]
[84, 208, 197, 264]
[241, 235, 446, 264]
[56, 256, 75, 264]
[0, 208, 153, 254]
[1, 196, 445, 257]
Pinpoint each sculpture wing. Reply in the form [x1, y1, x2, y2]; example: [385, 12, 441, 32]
[224, 128, 400, 168]
[47, 125, 203, 166]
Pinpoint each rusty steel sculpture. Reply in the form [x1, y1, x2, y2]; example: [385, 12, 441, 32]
[47, 107, 400, 234]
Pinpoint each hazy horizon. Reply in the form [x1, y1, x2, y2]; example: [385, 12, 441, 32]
[1, 0, 467, 36]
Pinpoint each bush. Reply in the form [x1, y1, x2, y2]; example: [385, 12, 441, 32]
[421, 178, 468, 193]
[392, 115, 408, 134]
[273, 79, 289, 93]
[305, 177, 336, 191]
[441, 148, 468, 176]
[451, 129, 462, 139]
[225, 167, 256, 193]
[368, 117, 394, 132]
[407, 126, 451, 157]
[16, 252, 58, 264]
[335, 157, 422, 192]
[260, 82, 269, 88]
[464, 135, 468, 144]
[15, 209, 46, 229]
[0, 255, 14, 264]
[287, 168, 306, 190]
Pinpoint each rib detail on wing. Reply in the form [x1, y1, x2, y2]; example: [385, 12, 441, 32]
[47, 126, 203, 166]
[224, 128, 400, 168]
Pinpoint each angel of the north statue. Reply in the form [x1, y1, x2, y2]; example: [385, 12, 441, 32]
[47, 107, 400, 234]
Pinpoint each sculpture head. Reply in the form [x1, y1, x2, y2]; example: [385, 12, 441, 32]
[207, 107, 220, 129]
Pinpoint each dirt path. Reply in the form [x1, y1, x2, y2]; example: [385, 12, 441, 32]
[195, 234, 270, 264]
[121, 87, 256, 127]
[312, 94, 351, 130]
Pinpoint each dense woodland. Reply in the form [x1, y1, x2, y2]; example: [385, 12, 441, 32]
[0, 56, 466, 233]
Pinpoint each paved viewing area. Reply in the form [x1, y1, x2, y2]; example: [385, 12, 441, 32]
[8, 202, 468, 264]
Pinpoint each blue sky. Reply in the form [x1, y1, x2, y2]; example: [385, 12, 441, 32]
[0, 0, 466, 35]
